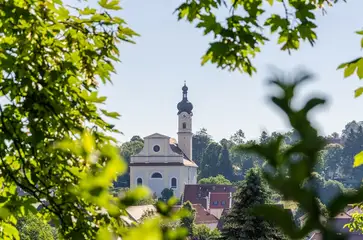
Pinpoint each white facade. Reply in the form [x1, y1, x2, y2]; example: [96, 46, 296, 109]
[177, 112, 193, 160]
[129, 83, 197, 199]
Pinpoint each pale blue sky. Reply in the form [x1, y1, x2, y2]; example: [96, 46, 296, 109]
[95, 0, 363, 143]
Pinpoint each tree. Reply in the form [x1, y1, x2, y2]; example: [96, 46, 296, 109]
[230, 129, 245, 145]
[217, 146, 234, 181]
[180, 201, 196, 236]
[199, 175, 232, 185]
[175, 1, 363, 95]
[199, 142, 222, 179]
[221, 168, 286, 240]
[0, 1, 189, 239]
[319, 144, 344, 179]
[193, 128, 213, 165]
[17, 213, 58, 240]
[192, 224, 220, 240]
[259, 131, 269, 145]
[0, 0, 149, 238]
[116, 136, 144, 188]
[159, 188, 174, 202]
[342, 126, 363, 180]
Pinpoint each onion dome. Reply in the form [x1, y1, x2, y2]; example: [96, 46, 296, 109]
[177, 82, 193, 114]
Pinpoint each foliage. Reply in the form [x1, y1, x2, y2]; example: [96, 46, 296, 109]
[180, 201, 196, 236]
[294, 198, 329, 228]
[217, 146, 234, 181]
[236, 71, 363, 240]
[303, 172, 352, 206]
[175, 0, 363, 96]
[17, 213, 58, 240]
[221, 168, 287, 240]
[0, 0, 187, 239]
[199, 142, 222, 179]
[193, 128, 212, 165]
[135, 197, 188, 239]
[134, 197, 158, 206]
[160, 188, 175, 202]
[198, 175, 232, 185]
[116, 136, 144, 188]
[192, 224, 220, 240]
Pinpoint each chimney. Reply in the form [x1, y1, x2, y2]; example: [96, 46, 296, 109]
[229, 192, 232, 209]
[206, 192, 211, 210]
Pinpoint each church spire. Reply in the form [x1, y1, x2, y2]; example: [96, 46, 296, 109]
[177, 81, 193, 115]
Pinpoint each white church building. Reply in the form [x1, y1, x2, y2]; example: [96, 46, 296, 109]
[129, 83, 198, 198]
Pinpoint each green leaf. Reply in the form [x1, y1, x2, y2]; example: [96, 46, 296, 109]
[344, 63, 357, 78]
[267, 0, 274, 6]
[98, 0, 121, 10]
[82, 131, 95, 154]
[3, 223, 20, 240]
[354, 88, 363, 98]
[101, 109, 121, 119]
[328, 187, 363, 218]
[97, 227, 112, 240]
[252, 205, 304, 238]
[357, 59, 363, 79]
[353, 151, 363, 167]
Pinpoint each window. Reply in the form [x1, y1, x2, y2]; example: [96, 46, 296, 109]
[171, 178, 177, 188]
[182, 122, 186, 129]
[153, 145, 160, 152]
[213, 201, 218, 206]
[151, 172, 162, 179]
[137, 178, 142, 186]
[221, 201, 226, 205]
[212, 186, 216, 190]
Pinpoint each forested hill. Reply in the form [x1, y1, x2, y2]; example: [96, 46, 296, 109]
[117, 120, 363, 193]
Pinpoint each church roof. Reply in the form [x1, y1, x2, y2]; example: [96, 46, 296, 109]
[144, 133, 170, 139]
[130, 133, 198, 168]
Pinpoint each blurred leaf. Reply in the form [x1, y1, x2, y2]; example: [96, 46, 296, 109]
[353, 151, 363, 167]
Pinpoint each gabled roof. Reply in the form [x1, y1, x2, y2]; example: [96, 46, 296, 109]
[172, 204, 219, 225]
[144, 133, 170, 139]
[183, 184, 236, 209]
[125, 205, 156, 222]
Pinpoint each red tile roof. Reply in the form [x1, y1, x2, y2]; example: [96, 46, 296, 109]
[209, 192, 231, 209]
[172, 204, 219, 225]
[183, 184, 236, 209]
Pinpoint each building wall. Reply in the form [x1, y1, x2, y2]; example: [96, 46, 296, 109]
[178, 112, 193, 160]
[130, 165, 195, 198]
[131, 134, 183, 164]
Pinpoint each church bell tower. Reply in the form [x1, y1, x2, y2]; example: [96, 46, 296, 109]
[177, 82, 193, 160]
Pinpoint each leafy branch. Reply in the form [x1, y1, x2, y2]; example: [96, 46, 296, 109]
[235, 71, 363, 239]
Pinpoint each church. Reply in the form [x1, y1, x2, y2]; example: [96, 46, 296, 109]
[129, 83, 198, 198]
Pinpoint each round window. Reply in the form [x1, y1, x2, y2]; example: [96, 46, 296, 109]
[153, 145, 160, 152]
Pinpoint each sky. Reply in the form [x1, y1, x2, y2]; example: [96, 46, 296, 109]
[91, 0, 363, 143]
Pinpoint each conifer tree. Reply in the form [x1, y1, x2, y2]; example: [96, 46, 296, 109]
[221, 168, 287, 240]
[217, 146, 234, 181]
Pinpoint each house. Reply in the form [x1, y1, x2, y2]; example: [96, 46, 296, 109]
[183, 184, 236, 210]
[125, 205, 157, 223]
[172, 204, 219, 230]
[303, 206, 363, 239]
[129, 83, 198, 198]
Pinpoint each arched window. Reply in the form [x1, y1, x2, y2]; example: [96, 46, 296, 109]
[136, 178, 142, 185]
[182, 122, 186, 129]
[151, 172, 162, 179]
[171, 178, 177, 188]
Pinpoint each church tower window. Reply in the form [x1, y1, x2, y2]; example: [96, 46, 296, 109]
[151, 172, 162, 179]
[171, 178, 177, 188]
[182, 122, 186, 129]
[137, 178, 142, 185]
